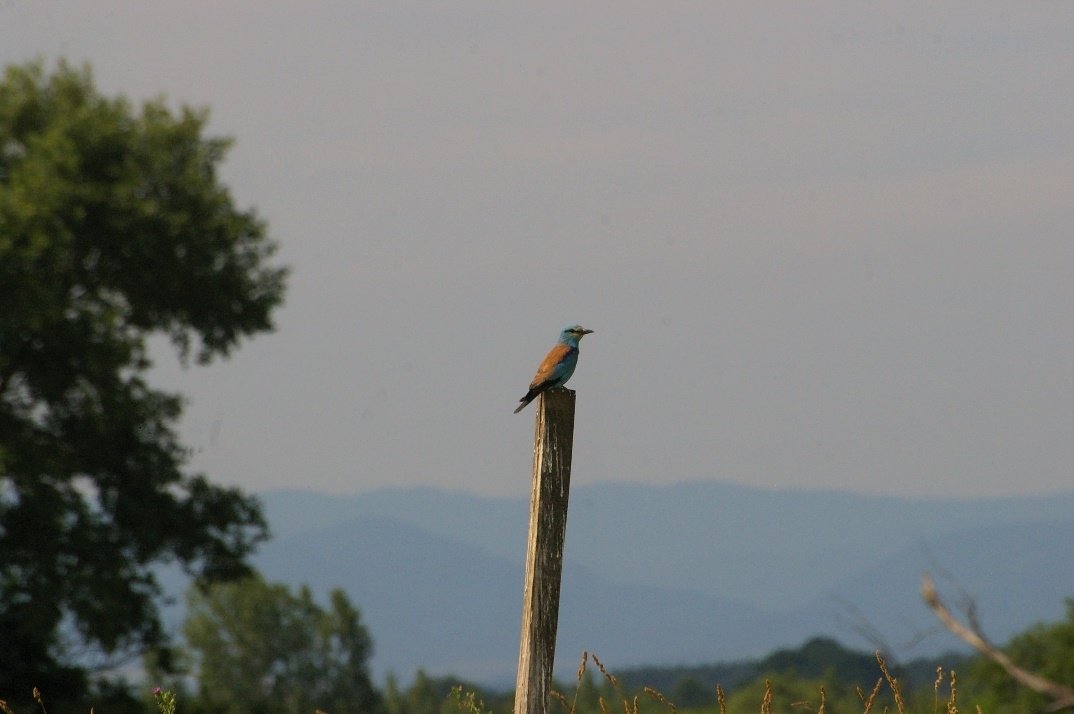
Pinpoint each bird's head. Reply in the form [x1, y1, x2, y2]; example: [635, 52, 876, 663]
[560, 325, 594, 344]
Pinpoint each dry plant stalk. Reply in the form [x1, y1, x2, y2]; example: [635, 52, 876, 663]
[592, 654, 620, 694]
[791, 686, 827, 714]
[761, 679, 773, 714]
[876, 651, 907, 714]
[922, 573, 1074, 712]
[551, 690, 574, 714]
[859, 677, 883, 714]
[590, 652, 637, 714]
[946, 669, 959, 714]
[643, 687, 676, 713]
[557, 650, 589, 714]
[933, 666, 945, 714]
[715, 684, 727, 714]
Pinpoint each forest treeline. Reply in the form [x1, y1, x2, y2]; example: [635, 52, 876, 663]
[380, 616, 1074, 714]
[609, 636, 968, 702]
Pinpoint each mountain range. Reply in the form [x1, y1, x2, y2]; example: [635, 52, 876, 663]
[210, 482, 1074, 687]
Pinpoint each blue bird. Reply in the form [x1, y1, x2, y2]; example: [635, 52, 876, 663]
[513, 325, 594, 413]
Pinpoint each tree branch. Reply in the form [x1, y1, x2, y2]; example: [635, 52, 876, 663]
[921, 573, 1074, 712]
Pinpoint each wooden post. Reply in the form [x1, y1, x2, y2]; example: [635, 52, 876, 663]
[514, 387, 576, 714]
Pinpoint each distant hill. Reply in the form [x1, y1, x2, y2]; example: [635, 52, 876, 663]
[243, 482, 1074, 685]
[259, 482, 1074, 610]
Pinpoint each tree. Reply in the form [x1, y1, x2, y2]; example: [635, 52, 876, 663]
[393, 671, 442, 714]
[0, 60, 286, 706]
[183, 576, 381, 714]
[670, 675, 709, 708]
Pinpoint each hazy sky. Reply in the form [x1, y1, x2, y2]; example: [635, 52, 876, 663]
[4, 2, 1072, 499]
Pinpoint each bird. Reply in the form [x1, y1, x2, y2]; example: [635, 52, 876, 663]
[513, 325, 594, 413]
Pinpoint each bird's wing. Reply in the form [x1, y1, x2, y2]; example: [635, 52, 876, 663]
[529, 343, 576, 389]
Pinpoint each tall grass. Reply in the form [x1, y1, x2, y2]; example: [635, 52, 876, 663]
[9, 651, 972, 713]
[454, 650, 972, 714]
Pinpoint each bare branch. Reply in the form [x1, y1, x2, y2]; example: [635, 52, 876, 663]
[831, 595, 897, 663]
[921, 573, 1074, 712]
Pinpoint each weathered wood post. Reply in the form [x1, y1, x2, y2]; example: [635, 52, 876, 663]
[514, 387, 576, 714]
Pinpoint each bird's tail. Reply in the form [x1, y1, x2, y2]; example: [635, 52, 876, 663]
[513, 390, 539, 414]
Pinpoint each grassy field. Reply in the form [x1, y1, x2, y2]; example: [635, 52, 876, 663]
[445, 650, 972, 714]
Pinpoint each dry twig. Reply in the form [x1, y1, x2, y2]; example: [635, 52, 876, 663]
[922, 573, 1074, 712]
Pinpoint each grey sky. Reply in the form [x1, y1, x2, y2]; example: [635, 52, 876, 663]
[4, 2, 1072, 498]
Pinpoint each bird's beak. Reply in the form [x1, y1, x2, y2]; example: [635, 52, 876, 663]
[582, 328, 594, 334]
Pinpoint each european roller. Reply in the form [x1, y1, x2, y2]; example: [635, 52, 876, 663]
[513, 325, 594, 414]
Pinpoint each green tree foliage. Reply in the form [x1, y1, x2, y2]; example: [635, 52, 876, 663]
[0, 60, 286, 706]
[670, 675, 708, 708]
[613, 637, 962, 699]
[387, 671, 443, 714]
[966, 598, 1074, 713]
[183, 576, 381, 714]
[759, 637, 878, 682]
[383, 672, 510, 714]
